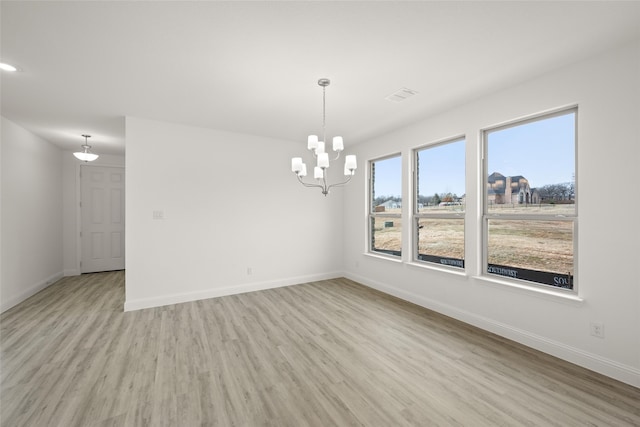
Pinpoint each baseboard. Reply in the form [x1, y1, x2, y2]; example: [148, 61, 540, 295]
[123, 271, 343, 312]
[63, 269, 80, 277]
[344, 271, 640, 389]
[1, 271, 64, 314]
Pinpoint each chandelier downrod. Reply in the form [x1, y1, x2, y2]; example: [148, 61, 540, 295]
[320, 78, 329, 144]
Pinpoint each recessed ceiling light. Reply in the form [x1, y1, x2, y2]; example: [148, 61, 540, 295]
[0, 62, 18, 72]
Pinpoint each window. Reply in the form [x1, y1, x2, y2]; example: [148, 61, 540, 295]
[369, 155, 402, 257]
[483, 108, 576, 290]
[414, 138, 466, 268]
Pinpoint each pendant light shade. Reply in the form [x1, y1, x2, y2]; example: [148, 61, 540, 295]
[73, 134, 99, 162]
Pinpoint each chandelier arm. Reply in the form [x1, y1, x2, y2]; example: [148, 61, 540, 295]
[331, 151, 342, 162]
[296, 174, 326, 189]
[326, 174, 354, 191]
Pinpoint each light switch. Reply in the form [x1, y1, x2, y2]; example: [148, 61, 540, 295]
[153, 210, 164, 220]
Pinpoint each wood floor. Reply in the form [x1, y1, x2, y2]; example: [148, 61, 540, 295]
[1, 272, 639, 426]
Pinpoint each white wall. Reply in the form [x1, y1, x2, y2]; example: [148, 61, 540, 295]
[1, 117, 63, 312]
[125, 117, 343, 310]
[342, 40, 640, 387]
[62, 151, 125, 276]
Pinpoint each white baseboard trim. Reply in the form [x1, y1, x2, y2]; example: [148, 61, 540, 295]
[1, 271, 64, 314]
[345, 272, 640, 389]
[63, 269, 80, 277]
[124, 271, 343, 312]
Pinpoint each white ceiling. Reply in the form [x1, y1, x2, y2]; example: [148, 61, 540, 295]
[2, 1, 639, 155]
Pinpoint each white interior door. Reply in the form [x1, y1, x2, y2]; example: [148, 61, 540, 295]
[81, 166, 125, 273]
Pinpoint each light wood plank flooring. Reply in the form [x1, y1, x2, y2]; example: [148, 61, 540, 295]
[1, 271, 639, 426]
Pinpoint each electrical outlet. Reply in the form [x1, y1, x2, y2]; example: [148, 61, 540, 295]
[590, 322, 604, 338]
[247, 267, 252, 275]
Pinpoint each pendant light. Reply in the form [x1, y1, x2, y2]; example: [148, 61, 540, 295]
[73, 134, 99, 162]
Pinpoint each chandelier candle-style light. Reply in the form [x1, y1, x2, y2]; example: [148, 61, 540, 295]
[291, 78, 357, 196]
[73, 134, 99, 162]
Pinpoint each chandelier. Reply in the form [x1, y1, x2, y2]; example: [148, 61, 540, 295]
[73, 134, 99, 162]
[291, 78, 357, 196]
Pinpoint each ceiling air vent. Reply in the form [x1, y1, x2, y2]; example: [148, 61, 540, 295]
[385, 87, 419, 103]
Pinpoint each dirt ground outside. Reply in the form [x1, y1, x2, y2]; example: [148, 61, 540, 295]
[372, 205, 574, 275]
[372, 214, 402, 253]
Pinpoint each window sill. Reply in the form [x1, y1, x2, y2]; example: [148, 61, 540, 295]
[406, 261, 467, 277]
[363, 252, 403, 263]
[472, 275, 584, 306]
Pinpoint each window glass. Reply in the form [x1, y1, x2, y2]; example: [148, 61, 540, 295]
[487, 113, 575, 215]
[414, 138, 465, 268]
[371, 156, 402, 212]
[484, 109, 576, 290]
[487, 219, 574, 288]
[417, 141, 465, 213]
[416, 218, 464, 268]
[371, 217, 402, 256]
[370, 155, 402, 257]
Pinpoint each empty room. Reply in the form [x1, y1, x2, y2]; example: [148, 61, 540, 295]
[1, 1, 639, 426]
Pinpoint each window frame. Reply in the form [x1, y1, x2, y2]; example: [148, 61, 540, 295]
[413, 137, 466, 270]
[482, 106, 578, 293]
[368, 153, 402, 258]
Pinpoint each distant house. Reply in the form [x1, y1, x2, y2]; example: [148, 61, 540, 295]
[380, 200, 401, 209]
[487, 172, 539, 205]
